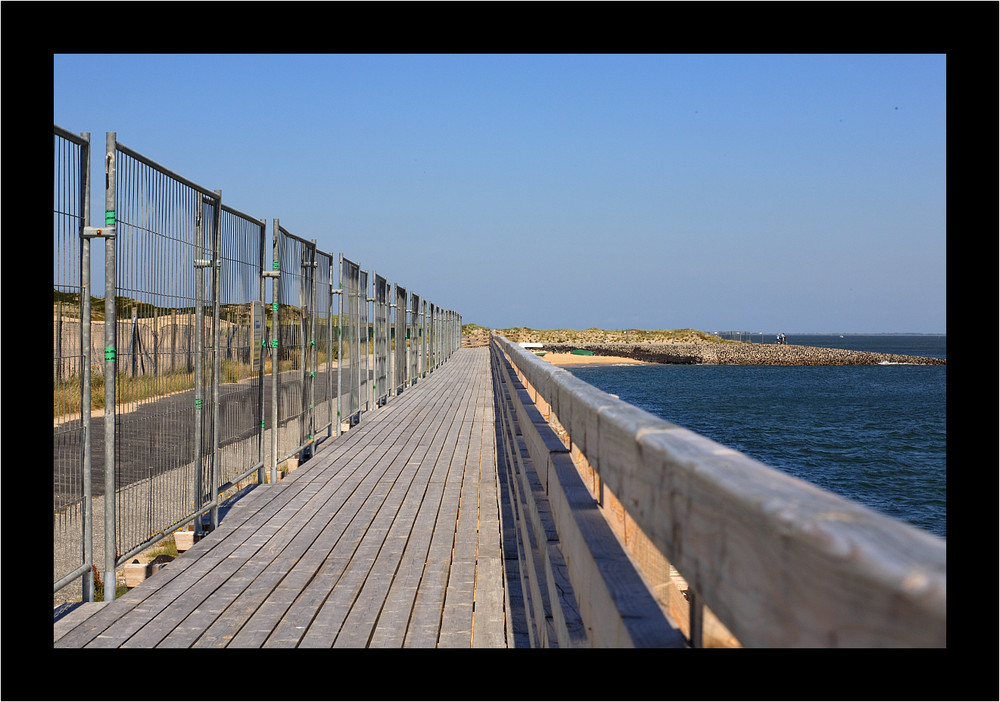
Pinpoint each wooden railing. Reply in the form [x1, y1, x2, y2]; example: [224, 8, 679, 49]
[490, 334, 946, 647]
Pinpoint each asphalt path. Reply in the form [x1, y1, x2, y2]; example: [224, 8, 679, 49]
[53, 367, 358, 504]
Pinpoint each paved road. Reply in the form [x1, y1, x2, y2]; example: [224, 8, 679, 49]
[53, 368, 356, 504]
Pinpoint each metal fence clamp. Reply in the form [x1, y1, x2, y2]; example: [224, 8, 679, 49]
[83, 226, 116, 239]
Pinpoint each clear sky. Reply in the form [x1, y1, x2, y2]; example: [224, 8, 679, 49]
[54, 53, 946, 334]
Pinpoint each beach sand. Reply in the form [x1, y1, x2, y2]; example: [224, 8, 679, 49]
[535, 352, 652, 367]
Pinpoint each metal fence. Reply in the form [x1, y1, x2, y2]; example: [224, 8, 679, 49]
[394, 284, 408, 394]
[53, 126, 462, 604]
[372, 272, 390, 407]
[338, 255, 362, 424]
[54, 126, 94, 600]
[359, 268, 370, 412]
[314, 250, 336, 439]
[271, 223, 315, 475]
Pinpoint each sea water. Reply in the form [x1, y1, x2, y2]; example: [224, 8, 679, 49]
[564, 335, 947, 538]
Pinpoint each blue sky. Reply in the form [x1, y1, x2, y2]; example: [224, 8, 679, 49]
[54, 53, 946, 334]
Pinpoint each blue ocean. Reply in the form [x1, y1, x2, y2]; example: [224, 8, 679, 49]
[565, 335, 946, 539]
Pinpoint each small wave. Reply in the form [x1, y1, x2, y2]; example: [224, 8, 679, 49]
[878, 361, 918, 365]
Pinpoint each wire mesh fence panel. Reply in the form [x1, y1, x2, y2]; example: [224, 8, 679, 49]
[196, 194, 219, 521]
[339, 256, 362, 421]
[394, 283, 407, 394]
[110, 140, 220, 561]
[313, 251, 334, 437]
[54, 127, 91, 599]
[409, 292, 421, 385]
[301, 243, 317, 450]
[273, 226, 314, 463]
[373, 272, 390, 405]
[359, 268, 370, 411]
[213, 205, 266, 492]
[430, 303, 438, 372]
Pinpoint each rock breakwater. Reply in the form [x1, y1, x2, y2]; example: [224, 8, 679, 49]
[539, 342, 945, 366]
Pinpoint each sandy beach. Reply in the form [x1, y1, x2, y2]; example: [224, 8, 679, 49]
[534, 352, 652, 367]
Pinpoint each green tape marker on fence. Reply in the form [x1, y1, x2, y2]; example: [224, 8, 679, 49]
[105, 210, 116, 226]
[273, 260, 279, 270]
[272, 302, 278, 311]
[195, 399, 202, 409]
[310, 372, 315, 377]
[271, 339, 278, 348]
[104, 346, 116, 361]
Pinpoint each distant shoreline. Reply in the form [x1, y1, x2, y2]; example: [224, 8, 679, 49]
[533, 342, 945, 366]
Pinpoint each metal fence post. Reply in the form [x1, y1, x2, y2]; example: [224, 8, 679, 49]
[326, 261, 335, 439]
[257, 218, 268, 485]
[307, 240, 317, 458]
[355, 264, 363, 415]
[102, 132, 118, 601]
[270, 220, 280, 485]
[367, 270, 375, 412]
[336, 254, 343, 437]
[193, 195, 207, 534]
[209, 190, 223, 531]
[80, 131, 95, 602]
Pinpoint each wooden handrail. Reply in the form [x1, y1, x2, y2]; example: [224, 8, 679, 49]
[491, 334, 946, 647]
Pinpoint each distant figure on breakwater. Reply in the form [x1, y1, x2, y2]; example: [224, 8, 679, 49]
[776, 333, 787, 345]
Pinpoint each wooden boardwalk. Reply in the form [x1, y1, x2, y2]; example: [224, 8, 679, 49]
[53, 346, 509, 648]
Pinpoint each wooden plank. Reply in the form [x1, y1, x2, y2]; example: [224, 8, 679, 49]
[268, 349, 484, 647]
[123, 483, 332, 648]
[364, 382, 475, 646]
[304, 375, 472, 647]
[399, 356, 482, 647]
[229, 397, 455, 648]
[473, 389, 507, 648]
[263, 367, 462, 648]
[437, 374, 486, 647]
[338, 352, 482, 647]
[55, 476, 325, 648]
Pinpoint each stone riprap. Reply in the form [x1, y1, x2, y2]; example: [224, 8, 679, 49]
[539, 342, 945, 366]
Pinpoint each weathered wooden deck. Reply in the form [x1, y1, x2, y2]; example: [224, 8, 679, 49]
[53, 346, 508, 648]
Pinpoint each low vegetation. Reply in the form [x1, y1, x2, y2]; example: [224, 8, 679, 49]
[484, 327, 727, 344]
